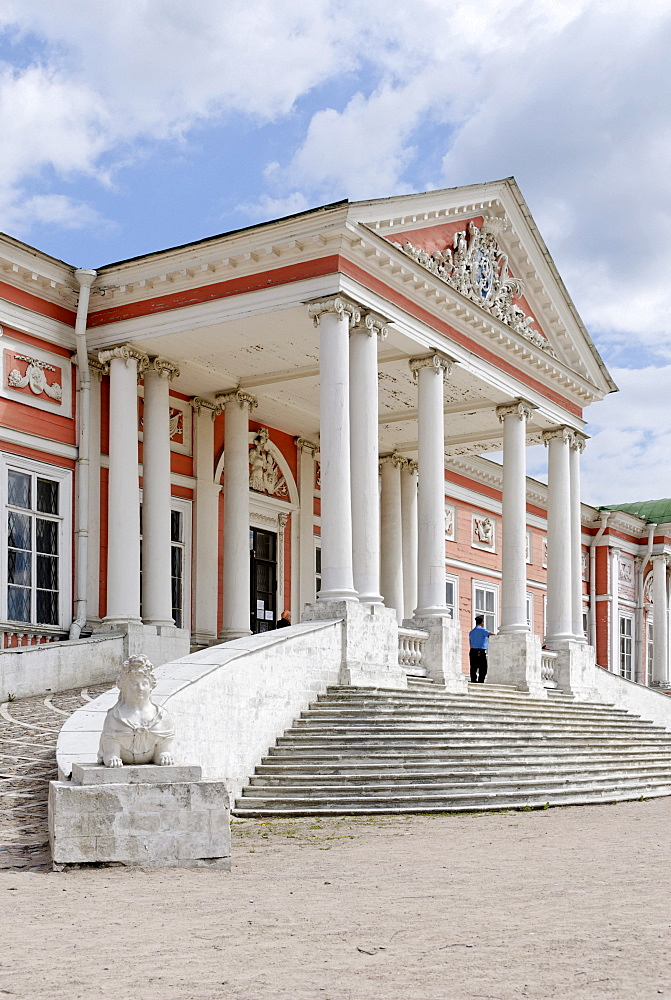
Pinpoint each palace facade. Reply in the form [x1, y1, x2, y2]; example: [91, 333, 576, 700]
[1, 178, 669, 695]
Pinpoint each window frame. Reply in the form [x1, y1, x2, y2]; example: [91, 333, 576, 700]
[139, 492, 192, 631]
[618, 612, 634, 680]
[472, 579, 498, 634]
[1, 454, 72, 631]
[445, 573, 458, 621]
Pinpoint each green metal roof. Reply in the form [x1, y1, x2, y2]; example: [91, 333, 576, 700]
[600, 499, 671, 524]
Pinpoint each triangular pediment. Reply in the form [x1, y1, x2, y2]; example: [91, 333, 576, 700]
[346, 179, 615, 396]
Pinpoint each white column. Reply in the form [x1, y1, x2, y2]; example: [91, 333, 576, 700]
[543, 426, 574, 643]
[570, 432, 587, 641]
[191, 398, 220, 644]
[380, 454, 404, 623]
[296, 438, 319, 614]
[401, 460, 418, 621]
[216, 389, 257, 639]
[497, 400, 535, 633]
[86, 359, 104, 623]
[652, 554, 669, 686]
[307, 296, 359, 602]
[142, 358, 179, 626]
[410, 353, 453, 617]
[98, 345, 147, 625]
[350, 312, 386, 604]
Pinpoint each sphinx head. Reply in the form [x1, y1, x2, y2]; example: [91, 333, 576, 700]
[116, 654, 157, 705]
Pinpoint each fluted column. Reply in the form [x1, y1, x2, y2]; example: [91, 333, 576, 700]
[570, 432, 587, 641]
[191, 397, 220, 644]
[142, 358, 179, 626]
[307, 296, 360, 602]
[98, 344, 148, 625]
[380, 454, 404, 622]
[296, 437, 319, 613]
[543, 426, 573, 643]
[652, 555, 669, 687]
[497, 400, 535, 633]
[216, 389, 257, 639]
[350, 312, 387, 604]
[401, 459, 418, 620]
[410, 353, 453, 617]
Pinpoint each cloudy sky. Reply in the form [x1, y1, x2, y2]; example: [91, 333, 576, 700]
[0, 0, 669, 506]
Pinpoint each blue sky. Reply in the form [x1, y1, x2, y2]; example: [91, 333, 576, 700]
[1, 0, 670, 506]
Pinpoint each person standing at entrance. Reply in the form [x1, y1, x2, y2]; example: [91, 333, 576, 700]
[469, 614, 493, 683]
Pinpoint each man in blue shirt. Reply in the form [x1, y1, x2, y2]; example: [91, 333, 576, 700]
[469, 615, 493, 683]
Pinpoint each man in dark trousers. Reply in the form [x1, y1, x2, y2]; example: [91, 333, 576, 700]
[469, 614, 493, 683]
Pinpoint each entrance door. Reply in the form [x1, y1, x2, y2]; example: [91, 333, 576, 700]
[250, 527, 277, 633]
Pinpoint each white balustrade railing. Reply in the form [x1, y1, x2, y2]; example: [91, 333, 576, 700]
[398, 626, 428, 676]
[2, 627, 67, 650]
[541, 649, 559, 687]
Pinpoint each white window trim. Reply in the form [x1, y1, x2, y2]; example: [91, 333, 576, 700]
[526, 592, 533, 631]
[472, 578, 499, 632]
[139, 490, 192, 631]
[446, 572, 458, 621]
[0, 453, 72, 631]
[619, 610, 634, 680]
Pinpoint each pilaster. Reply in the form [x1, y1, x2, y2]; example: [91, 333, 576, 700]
[295, 437, 319, 615]
[190, 397, 221, 645]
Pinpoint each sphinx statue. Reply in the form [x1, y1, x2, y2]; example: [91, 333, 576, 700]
[98, 654, 175, 767]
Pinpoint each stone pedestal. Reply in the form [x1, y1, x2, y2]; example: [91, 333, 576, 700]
[488, 633, 547, 698]
[49, 763, 230, 870]
[93, 621, 190, 667]
[302, 600, 406, 688]
[409, 615, 466, 691]
[551, 640, 598, 700]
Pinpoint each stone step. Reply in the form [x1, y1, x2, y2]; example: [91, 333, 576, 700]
[311, 697, 633, 717]
[233, 780, 671, 816]
[292, 716, 657, 734]
[273, 732, 671, 749]
[256, 752, 671, 773]
[251, 761, 671, 784]
[318, 690, 623, 712]
[241, 770, 671, 799]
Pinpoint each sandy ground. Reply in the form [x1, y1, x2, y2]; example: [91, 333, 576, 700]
[1, 798, 670, 1000]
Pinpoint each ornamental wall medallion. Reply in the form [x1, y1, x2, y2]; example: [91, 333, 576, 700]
[249, 428, 289, 499]
[1, 337, 72, 417]
[393, 217, 555, 356]
[472, 514, 495, 551]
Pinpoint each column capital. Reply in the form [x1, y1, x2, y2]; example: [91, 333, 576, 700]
[306, 295, 361, 328]
[542, 425, 573, 446]
[405, 459, 418, 475]
[352, 311, 389, 340]
[570, 430, 589, 453]
[295, 436, 319, 457]
[380, 452, 406, 470]
[98, 344, 149, 370]
[496, 398, 537, 423]
[190, 396, 221, 417]
[409, 352, 454, 379]
[146, 357, 180, 380]
[87, 355, 108, 380]
[215, 389, 258, 410]
[652, 553, 669, 567]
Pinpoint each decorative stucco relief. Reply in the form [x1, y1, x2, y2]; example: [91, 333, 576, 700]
[618, 555, 635, 601]
[472, 514, 495, 551]
[7, 353, 63, 401]
[1, 339, 71, 417]
[445, 505, 456, 541]
[249, 428, 289, 499]
[394, 217, 555, 356]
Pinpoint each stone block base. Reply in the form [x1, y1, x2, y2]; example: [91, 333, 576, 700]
[49, 763, 230, 870]
[302, 600, 407, 689]
[488, 632, 547, 698]
[92, 621, 191, 668]
[408, 616, 466, 691]
[551, 640, 598, 699]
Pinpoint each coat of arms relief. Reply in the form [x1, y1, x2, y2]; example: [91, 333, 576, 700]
[394, 217, 555, 356]
[249, 428, 289, 499]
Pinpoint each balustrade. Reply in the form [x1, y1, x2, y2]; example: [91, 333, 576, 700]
[398, 626, 428, 676]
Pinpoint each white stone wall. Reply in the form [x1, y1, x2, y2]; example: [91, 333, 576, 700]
[57, 619, 345, 799]
[0, 634, 124, 701]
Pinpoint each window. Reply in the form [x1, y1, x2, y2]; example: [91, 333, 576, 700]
[446, 575, 458, 620]
[526, 593, 533, 630]
[583, 610, 589, 645]
[139, 495, 191, 630]
[647, 619, 654, 685]
[619, 614, 633, 680]
[315, 542, 321, 597]
[473, 581, 497, 633]
[2, 458, 70, 629]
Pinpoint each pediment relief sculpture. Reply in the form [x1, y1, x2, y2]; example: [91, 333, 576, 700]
[249, 427, 289, 499]
[394, 217, 555, 356]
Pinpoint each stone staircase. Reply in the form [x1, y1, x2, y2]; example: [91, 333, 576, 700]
[234, 681, 671, 816]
